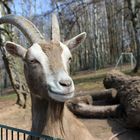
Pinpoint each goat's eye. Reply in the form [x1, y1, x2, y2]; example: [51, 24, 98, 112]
[68, 57, 72, 63]
[30, 59, 38, 64]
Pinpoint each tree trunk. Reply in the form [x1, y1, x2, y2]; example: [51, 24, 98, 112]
[1, 47, 30, 108]
[0, 2, 30, 108]
[103, 70, 140, 128]
[125, 0, 140, 72]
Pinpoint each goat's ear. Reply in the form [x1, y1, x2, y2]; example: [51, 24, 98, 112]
[5, 41, 27, 58]
[64, 32, 86, 50]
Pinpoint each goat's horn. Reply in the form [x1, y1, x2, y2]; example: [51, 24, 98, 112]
[0, 15, 46, 45]
[51, 13, 60, 41]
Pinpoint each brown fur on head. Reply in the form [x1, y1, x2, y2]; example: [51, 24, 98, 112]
[5, 33, 86, 102]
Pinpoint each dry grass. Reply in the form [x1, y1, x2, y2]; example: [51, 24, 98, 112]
[73, 68, 111, 92]
[0, 67, 140, 140]
[73, 66, 140, 92]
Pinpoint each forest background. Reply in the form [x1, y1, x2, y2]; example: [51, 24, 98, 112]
[0, 0, 140, 91]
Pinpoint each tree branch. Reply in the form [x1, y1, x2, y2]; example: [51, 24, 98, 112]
[68, 103, 121, 118]
[75, 88, 117, 100]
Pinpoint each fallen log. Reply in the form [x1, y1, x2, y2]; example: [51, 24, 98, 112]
[68, 89, 118, 106]
[67, 88, 120, 118]
[103, 70, 140, 128]
[67, 102, 121, 118]
[75, 88, 117, 100]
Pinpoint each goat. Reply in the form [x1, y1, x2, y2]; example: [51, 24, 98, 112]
[0, 14, 96, 140]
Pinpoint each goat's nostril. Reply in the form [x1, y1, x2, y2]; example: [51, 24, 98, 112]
[59, 80, 72, 87]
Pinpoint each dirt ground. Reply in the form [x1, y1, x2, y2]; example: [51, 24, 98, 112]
[0, 97, 140, 140]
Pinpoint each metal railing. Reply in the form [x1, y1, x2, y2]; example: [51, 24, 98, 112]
[0, 124, 62, 140]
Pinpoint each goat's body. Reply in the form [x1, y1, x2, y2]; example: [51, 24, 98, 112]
[29, 95, 94, 140]
[3, 15, 94, 140]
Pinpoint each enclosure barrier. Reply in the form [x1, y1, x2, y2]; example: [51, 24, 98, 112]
[0, 124, 62, 140]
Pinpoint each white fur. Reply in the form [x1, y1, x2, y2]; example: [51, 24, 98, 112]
[29, 43, 74, 102]
[47, 69, 75, 102]
[60, 42, 72, 72]
[48, 90, 74, 102]
[28, 43, 49, 70]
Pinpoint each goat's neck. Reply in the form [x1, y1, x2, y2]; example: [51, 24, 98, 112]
[31, 95, 65, 138]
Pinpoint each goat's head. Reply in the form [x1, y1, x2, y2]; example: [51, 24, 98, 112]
[3, 14, 86, 102]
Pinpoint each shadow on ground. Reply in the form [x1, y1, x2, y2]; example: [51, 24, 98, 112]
[107, 118, 140, 140]
[81, 118, 140, 140]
